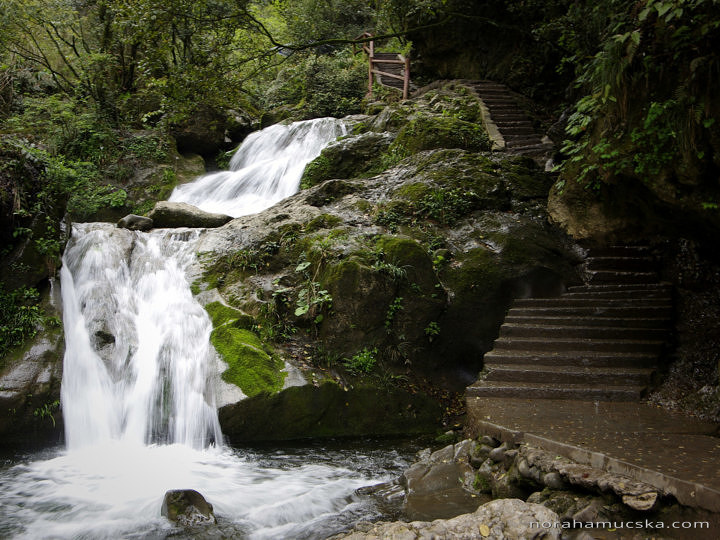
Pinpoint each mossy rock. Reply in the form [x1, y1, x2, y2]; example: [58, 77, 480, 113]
[300, 132, 395, 188]
[304, 213, 344, 233]
[210, 324, 285, 398]
[204, 301, 255, 329]
[319, 258, 396, 355]
[389, 116, 491, 158]
[218, 381, 443, 441]
[305, 180, 361, 207]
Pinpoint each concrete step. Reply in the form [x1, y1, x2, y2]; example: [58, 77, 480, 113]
[590, 246, 653, 258]
[512, 297, 670, 308]
[566, 283, 672, 293]
[493, 337, 664, 353]
[587, 271, 659, 285]
[466, 381, 645, 401]
[505, 136, 545, 146]
[507, 305, 672, 318]
[494, 120, 534, 128]
[483, 364, 654, 385]
[497, 126, 537, 136]
[491, 113, 528, 121]
[586, 256, 656, 272]
[499, 323, 666, 340]
[503, 315, 670, 328]
[562, 289, 671, 299]
[483, 350, 658, 368]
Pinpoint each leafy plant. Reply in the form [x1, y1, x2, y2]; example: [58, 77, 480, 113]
[343, 347, 378, 375]
[0, 284, 43, 358]
[34, 400, 60, 427]
[424, 321, 441, 342]
[385, 297, 404, 333]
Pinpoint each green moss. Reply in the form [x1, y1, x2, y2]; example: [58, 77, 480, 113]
[304, 213, 343, 232]
[389, 116, 491, 158]
[211, 325, 285, 397]
[300, 154, 332, 189]
[205, 301, 255, 329]
[395, 182, 432, 202]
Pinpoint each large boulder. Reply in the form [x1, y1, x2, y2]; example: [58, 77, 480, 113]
[300, 132, 395, 188]
[218, 381, 443, 442]
[161, 489, 216, 526]
[147, 201, 232, 228]
[117, 214, 153, 231]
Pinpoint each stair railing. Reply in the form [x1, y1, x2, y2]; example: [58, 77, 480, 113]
[354, 32, 410, 100]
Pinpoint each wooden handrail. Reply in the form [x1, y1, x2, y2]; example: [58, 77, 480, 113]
[354, 32, 410, 100]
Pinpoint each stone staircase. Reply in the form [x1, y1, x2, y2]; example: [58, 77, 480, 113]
[466, 246, 673, 401]
[460, 80, 553, 156]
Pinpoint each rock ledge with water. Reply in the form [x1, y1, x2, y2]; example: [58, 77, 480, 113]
[148, 201, 232, 228]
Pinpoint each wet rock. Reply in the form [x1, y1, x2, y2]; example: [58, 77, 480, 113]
[542, 471, 566, 490]
[300, 132, 395, 188]
[622, 491, 659, 511]
[117, 214, 153, 231]
[401, 441, 485, 520]
[147, 201, 232, 228]
[330, 498, 561, 540]
[161, 489, 216, 526]
[489, 442, 508, 462]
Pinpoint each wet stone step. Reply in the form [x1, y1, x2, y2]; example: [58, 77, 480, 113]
[493, 337, 664, 353]
[587, 271, 659, 285]
[465, 381, 646, 401]
[566, 283, 671, 293]
[561, 289, 672, 300]
[499, 323, 666, 340]
[589, 246, 653, 258]
[483, 365, 654, 386]
[503, 315, 670, 329]
[483, 350, 658, 368]
[585, 256, 657, 272]
[507, 306, 672, 319]
[512, 297, 670, 308]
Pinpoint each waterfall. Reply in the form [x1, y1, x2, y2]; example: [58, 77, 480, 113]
[169, 117, 347, 217]
[60, 224, 222, 449]
[0, 118, 409, 540]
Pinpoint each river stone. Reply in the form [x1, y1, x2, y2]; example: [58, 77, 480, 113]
[117, 214, 153, 231]
[329, 498, 561, 539]
[148, 201, 232, 228]
[161, 489, 216, 526]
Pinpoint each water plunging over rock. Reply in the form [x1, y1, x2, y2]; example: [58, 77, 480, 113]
[60, 223, 222, 449]
[169, 117, 347, 217]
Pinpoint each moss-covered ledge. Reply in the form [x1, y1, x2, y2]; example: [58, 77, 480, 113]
[204, 301, 286, 397]
[218, 381, 443, 442]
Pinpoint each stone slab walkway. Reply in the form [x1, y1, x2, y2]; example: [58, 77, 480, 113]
[467, 397, 720, 513]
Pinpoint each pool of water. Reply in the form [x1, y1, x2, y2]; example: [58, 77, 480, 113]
[0, 438, 423, 540]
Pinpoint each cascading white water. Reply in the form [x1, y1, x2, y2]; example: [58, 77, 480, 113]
[169, 117, 347, 217]
[60, 223, 222, 449]
[0, 117, 415, 539]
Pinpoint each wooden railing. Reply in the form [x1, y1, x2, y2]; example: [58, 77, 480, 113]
[355, 32, 410, 100]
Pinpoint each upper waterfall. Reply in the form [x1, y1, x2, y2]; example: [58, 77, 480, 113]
[169, 117, 347, 217]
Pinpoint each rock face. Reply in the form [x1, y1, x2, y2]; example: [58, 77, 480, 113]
[161, 489, 216, 526]
[148, 201, 232, 228]
[0, 286, 64, 450]
[219, 382, 442, 442]
[117, 214, 153, 231]
[331, 498, 561, 540]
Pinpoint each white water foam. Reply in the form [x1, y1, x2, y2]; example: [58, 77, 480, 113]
[169, 117, 347, 217]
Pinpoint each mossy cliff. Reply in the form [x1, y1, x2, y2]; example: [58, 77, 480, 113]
[190, 83, 581, 439]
